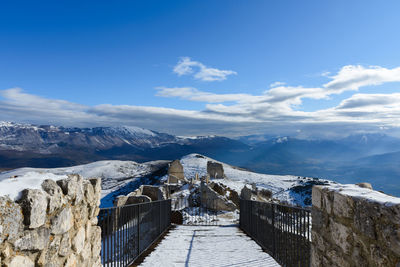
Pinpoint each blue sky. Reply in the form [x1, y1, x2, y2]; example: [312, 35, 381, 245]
[1, 0, 400, 137]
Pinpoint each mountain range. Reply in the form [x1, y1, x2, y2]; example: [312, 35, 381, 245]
[0, 121, 399, 196]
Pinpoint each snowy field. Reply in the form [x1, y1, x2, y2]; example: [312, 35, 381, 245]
[139, 225, 281, 267]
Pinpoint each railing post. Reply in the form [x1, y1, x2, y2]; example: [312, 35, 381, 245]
[272, 203, 275, 256]
[137, 204, 140, 257]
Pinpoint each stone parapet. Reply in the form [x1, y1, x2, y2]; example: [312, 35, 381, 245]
[311, 184, 400, 267]
[0, 175, 102, 267]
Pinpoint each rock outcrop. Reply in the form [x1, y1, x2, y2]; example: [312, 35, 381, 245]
[0, 175, 102, 267]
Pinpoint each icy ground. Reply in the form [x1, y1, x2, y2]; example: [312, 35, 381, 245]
[139, 225, 281, 267]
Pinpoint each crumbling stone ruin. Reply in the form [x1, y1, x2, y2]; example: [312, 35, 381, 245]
[0, 174, 102, 267]
[240, 184, 272, 202]
[114, 184, 168, 206]
[168, 160, 185, 183]
[207, 161, 225, 179]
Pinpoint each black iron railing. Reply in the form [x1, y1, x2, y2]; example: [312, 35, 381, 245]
[240, 199, 311, 267]
[98, 199, 171, 267]
[172, 196, 221, 225]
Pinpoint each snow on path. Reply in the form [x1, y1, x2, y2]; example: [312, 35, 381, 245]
[139, 225, 281, 267]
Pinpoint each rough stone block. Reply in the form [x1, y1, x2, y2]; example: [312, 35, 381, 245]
[51, 206, 73, 235]
[8, 255, 34, 267]
[0, 196, 23, 243]
[72, 227, 85, 254]
[18, 189, 48, 229]
[14, 227, 50, 251]
[333, 191, 354, 218]
[312, 185, 323, 209]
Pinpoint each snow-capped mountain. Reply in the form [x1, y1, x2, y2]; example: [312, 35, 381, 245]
[0, 121, 177, 152]
[0, 121, 248, 168]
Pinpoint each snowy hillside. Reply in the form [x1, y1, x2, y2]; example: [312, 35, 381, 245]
[179, 154, 333, 206]
[0, 160, 169, 207]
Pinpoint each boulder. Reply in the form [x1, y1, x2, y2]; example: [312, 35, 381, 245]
[207, 161, 224, 179]
[168, 160, 185, 181]
[18, 189, 48, 229]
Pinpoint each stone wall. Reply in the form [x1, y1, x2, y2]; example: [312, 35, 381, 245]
[0, 174, 102, 267]
[311, 184, 400, 267]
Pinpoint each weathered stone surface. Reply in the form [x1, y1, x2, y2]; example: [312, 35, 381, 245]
[42, 179, 65, 213]
[57, 174, 84, 204]
[89, 178, 102, 206]
[168, 175, 180, 184]
[240, 185, 253, 201]
[0, 196, 23, 243]
[312, 185, 323, 209]
[1, 176, 101, 267]
[207, 161, 224, 179]
[14, 227, 50, 251]
[72, 227, 85, 254]
[114, 196, 128, 207]
[126, 195, 151, 205]
[8, 255, 34, 267]
[83, 181, 95, 205]
[18, 189, 48, 229]
[51, 206, 73, 235]
[141, 185, 166, 201]
[64, 253, 77, 267]
[59, 232, 71, 257]
[332, 190, 354, 218]
[201, 182, 236, 211]
[312, 184, 400, 267]
[168, 160, 185, 181]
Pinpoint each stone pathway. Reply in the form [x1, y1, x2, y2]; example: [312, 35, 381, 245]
[139, 225, 281, 267]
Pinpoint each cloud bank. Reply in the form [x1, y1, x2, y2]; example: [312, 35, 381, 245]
[1, 64, 400, 138]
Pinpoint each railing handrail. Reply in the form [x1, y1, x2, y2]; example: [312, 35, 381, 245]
[100, 198, 171, 210]
[240, 198, 311, 212]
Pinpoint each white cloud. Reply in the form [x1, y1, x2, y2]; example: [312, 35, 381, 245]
[270, 81, 286, 87]
[324, 65, 400, 93]
[173, 57, 237, 81]
[2, 64, 400, 137]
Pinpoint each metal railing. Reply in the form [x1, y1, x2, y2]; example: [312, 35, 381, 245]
[98, 199, 171, 267]
[240, 199, 311, 267]
[172, 196, 220, 225]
